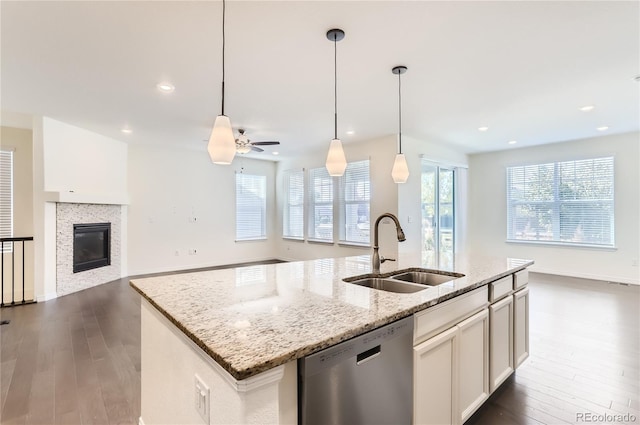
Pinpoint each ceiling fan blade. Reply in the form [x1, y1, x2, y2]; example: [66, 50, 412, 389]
[251, 141, 280, 146]
[250, 146, 265, 152]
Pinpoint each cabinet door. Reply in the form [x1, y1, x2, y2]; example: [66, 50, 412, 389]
[457, 309, 489, 424]
[414, 326, 458, 425]
[513, 287, 530, 368]
[489, 295, 514, 393]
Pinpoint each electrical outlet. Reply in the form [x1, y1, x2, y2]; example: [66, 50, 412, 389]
[407, 215, 413, 224]
[194, 374, 210, 424]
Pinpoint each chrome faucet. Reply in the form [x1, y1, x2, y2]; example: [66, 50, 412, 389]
[372, 213, 406, 274]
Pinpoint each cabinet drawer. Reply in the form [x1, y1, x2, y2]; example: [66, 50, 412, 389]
[514, 269, 529, 290]
[489, 275, 513, 303]
[414, 286, 488, 344]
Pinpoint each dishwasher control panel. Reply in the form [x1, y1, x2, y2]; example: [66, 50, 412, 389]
[301, 316, 413, 377]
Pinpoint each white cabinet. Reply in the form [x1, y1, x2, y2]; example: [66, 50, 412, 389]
[414, 326, 457, 425]
[513, 287, 530, 368]
[489, 294, 514, 393]
[414, 309, 489, 425]
[457, 309, 489, 424]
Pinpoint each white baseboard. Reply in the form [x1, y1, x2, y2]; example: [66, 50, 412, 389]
[138, 417, 145, 425]
[36, 291, 57, 302]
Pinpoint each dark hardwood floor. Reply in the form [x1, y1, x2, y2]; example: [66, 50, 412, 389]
[467, 274, 640, 425]
[1, 271, 638, 425]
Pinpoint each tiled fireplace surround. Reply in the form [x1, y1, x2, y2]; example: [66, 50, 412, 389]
[56, 203, 122, 296]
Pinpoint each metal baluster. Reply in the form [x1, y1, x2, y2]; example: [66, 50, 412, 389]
[11, 240, 15, 305]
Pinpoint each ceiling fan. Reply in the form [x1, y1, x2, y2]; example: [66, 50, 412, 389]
[235, 129, 280, 154]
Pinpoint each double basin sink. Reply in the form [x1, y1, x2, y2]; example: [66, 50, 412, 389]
[343, 268, 465, 293]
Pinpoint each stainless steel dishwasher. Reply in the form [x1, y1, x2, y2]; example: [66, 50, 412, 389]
[298, 316, 414, 425]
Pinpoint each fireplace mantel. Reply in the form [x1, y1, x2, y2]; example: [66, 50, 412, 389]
[44, 191, 129, 205]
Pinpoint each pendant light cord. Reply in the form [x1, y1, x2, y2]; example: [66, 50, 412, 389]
[221, 0, 226, 115]
[398, 71, 402, 154]
[333, 34, 338, 140]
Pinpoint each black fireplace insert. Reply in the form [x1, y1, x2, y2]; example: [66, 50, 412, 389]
[73, 223, 111, 273]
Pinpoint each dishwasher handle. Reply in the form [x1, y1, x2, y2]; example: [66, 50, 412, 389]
[356, 345, 381, 365]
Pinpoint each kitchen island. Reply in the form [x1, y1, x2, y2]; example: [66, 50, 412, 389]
[131, 254, 533, 425]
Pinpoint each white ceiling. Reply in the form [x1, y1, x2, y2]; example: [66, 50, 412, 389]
[2, 1, 638, 160]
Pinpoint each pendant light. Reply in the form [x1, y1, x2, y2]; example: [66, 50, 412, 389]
[207, 0, 236, 165]
[325, 29, 347, 177]
[391, 65, 410, 183]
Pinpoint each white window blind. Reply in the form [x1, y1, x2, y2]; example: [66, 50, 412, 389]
[283, 169, 304, 239]
[235, 173, 267, 241]
[339, 160, 370, 245]
[0, 150, 13, 253]
[308, 167, 333, 242]
[507, 157, 614, 247]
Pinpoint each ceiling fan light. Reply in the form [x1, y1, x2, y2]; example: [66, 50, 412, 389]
[391, 153, 410, 183]
[326, 138, 347, 176]
[236, 145, 252, 154]
[208, 115, 236, 164]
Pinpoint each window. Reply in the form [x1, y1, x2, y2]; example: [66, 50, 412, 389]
[421, 161, 456, 268]
[283, 169, 304, 239]
[507, 157, 614, 247]
[0, 150, 13, 253]
[339, 160, 370, 245]
[235, 173, 266, 241]
[308, 167, 333, 242]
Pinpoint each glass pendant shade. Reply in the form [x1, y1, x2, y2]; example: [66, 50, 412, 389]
[391, 153, 410, 183]
[326, 138, 347, 176]
[208, 115, 236, 164]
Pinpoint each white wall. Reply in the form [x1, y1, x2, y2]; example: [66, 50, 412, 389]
[468, 132, 639, 284]
[127, 145, 278, 275]
[42, 117, 127, 195]
[274, 135, 401, 262]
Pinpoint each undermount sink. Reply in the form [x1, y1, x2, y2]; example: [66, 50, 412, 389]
[346, 278, 426, 294]
[344, 268, 465, 294]
[391, 271, 463, 286]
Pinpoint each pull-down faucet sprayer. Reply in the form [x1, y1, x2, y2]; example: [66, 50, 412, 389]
[372, 213, 406, 274]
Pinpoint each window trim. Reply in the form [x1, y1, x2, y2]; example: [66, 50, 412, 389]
[282, 168, 305, 241]
[0, 149, 14, 254]
[235, 173, 267, 242]
[338, 160, 371, 246]
[506, 156, 615, 248]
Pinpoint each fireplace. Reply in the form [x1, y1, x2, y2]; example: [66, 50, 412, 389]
[73, 223, 111, 273]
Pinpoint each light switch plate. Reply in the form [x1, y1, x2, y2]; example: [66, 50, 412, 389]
[194, 374, 210, 424]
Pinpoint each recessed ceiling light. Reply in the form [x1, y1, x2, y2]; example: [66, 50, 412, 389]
[478, 126, 489, 132]
[156, 82, 175, 93]
[597, 126, 609, 131]
[272, 151, 279, 156]
[346, 130, 355, 135]
[508, 140, 517, 145]
[121, 127, 132, 134]
[579, 105, 595, 112]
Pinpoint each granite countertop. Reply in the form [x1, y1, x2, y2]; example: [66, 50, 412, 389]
[130, 253, 533, 380]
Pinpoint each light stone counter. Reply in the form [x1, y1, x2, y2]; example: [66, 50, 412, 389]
[130, 254, 533, 381]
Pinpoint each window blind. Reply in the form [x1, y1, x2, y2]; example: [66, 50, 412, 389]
[0, 150, 13, 253]
[308, 167, 333, 242]
[235, 173, 267, 241]
[506, 157, 614, 247]
[283, 169, 304, 239]
[339, 160, 370, 244]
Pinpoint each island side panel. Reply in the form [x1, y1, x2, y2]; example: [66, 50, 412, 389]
[140, 299, 297, 425]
